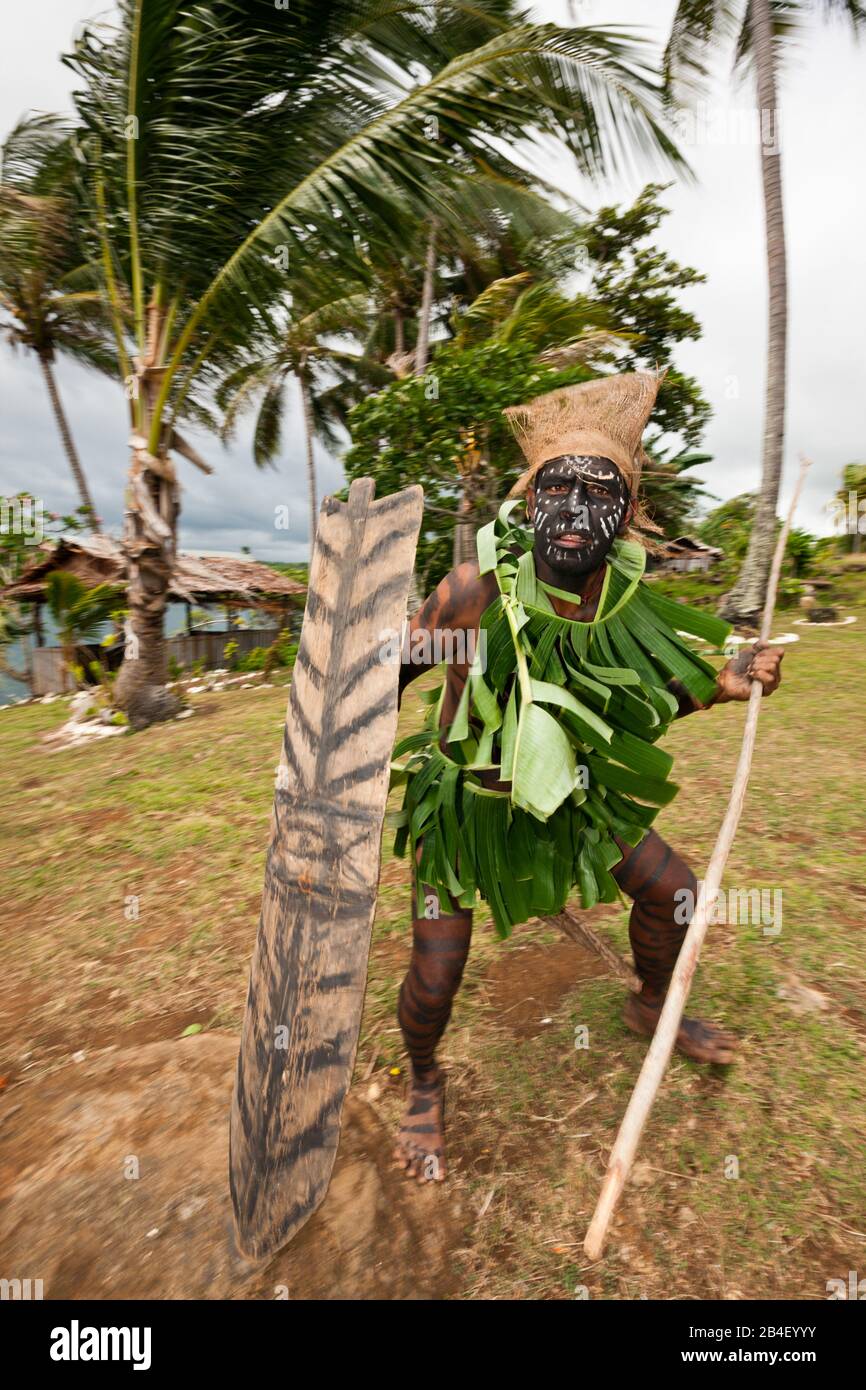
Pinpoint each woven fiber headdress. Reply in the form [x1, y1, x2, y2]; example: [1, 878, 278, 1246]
[504, 370, 664, 500]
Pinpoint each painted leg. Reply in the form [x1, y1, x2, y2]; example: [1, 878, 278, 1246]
[613, 830, 738, 1065]
[394, 883, 472, 1183]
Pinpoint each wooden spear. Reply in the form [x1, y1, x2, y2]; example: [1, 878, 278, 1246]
[583, 454, 812, 1262]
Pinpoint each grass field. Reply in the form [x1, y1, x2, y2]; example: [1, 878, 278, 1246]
[2, 582, 865, 1300]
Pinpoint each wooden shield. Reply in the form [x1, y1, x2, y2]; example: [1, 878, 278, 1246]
[230, 478, 423, 1259]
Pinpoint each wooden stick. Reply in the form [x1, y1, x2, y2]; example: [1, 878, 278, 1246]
[545, 907, 641, 993]
[583, 455, 812, 1261]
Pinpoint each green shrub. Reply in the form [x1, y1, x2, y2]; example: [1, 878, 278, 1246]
[237, 646, 267, 672]
[778, 577, 805, 608]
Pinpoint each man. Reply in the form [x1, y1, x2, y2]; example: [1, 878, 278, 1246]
[393, 372, 783, 1183]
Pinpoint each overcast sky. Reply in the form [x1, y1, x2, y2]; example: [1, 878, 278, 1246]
[0, 0, 863, 558]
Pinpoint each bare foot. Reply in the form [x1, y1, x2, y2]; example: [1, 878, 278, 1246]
[393, 1069, 446, 1183]
[624, 992, 738, 1065]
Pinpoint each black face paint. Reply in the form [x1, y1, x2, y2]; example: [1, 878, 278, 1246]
[530, 455, 628, 577]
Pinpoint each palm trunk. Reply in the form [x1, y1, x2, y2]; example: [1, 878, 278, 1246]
[393, 307, 405, 356]
[720, 0, 787, 625]
[414, 220, 437, 374]
[38, 353, 101, 531]
[452, 429, 489, 569]
[112, 450, 182, 727]
[113, 301, 181, 729]
[452, 493, 477, 569]
[299, 372, 318, 545]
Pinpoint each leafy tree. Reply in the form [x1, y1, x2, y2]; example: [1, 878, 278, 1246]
[640, 445, 713, 539]
[697, 492, 756, 565]
[784, 526, 817, 577]
[582, 182, 710, 450]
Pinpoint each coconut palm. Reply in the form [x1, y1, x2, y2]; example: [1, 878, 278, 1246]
[664, 0, 866, 623]
[217, 291, 391, 544]
[832, 461, 866, 553]
[45, 570, 122, 681]
[0, 116, 116, 529]
[219, 177, 576, 543]
[64, 0, 683, 727]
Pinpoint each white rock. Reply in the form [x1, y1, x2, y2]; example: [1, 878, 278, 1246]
[69, 691, 93, 722]
[176, 709, 195, 720]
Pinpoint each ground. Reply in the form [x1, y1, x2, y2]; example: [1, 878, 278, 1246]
[1, 581, 865, 1300]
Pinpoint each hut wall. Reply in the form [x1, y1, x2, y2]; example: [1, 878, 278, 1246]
[31, 627, 281, 696]
[166, 627, 279, 670]
[33, 647, 76, 696]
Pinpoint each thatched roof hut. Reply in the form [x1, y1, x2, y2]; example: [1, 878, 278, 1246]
[2, 537, 308, 696]
[659, 536, 724, 574]
[2, 535, 306, 612]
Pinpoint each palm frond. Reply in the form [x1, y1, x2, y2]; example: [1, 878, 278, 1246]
[663, 1, 745, 101]
[252, 372, 288, 468]
[154, 17, 684, 374]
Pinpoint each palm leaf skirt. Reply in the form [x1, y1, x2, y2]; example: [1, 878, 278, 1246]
[391, 502, 731, 938]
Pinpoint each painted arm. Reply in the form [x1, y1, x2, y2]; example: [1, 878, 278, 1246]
[398, 562, 497, 698]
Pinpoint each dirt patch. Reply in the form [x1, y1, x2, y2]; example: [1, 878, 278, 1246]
[0, 994, 216, 1079]
[483, 935, 612, 1039]
[0, 1034, 466, 1300]
[379, 858, 411, 889]
[370, 933, 409, 976]
[75, 808, 130, 832]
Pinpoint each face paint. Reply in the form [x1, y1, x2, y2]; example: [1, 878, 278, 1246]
[530, 455, 628, 577]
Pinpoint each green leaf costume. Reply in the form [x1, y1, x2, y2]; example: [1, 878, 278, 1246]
[392, 502, 731, 938]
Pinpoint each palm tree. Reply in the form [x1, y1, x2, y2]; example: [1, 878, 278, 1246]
[0, 117, 116, 529]
[833, 461, 866, 553]
[664, 0, 866, 623]
[65, 0, 682, 728]
[217, 291, 390, 544]
[45, 570, 122, 682]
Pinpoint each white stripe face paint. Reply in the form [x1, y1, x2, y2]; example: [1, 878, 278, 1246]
[530, 455, 629, 578]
